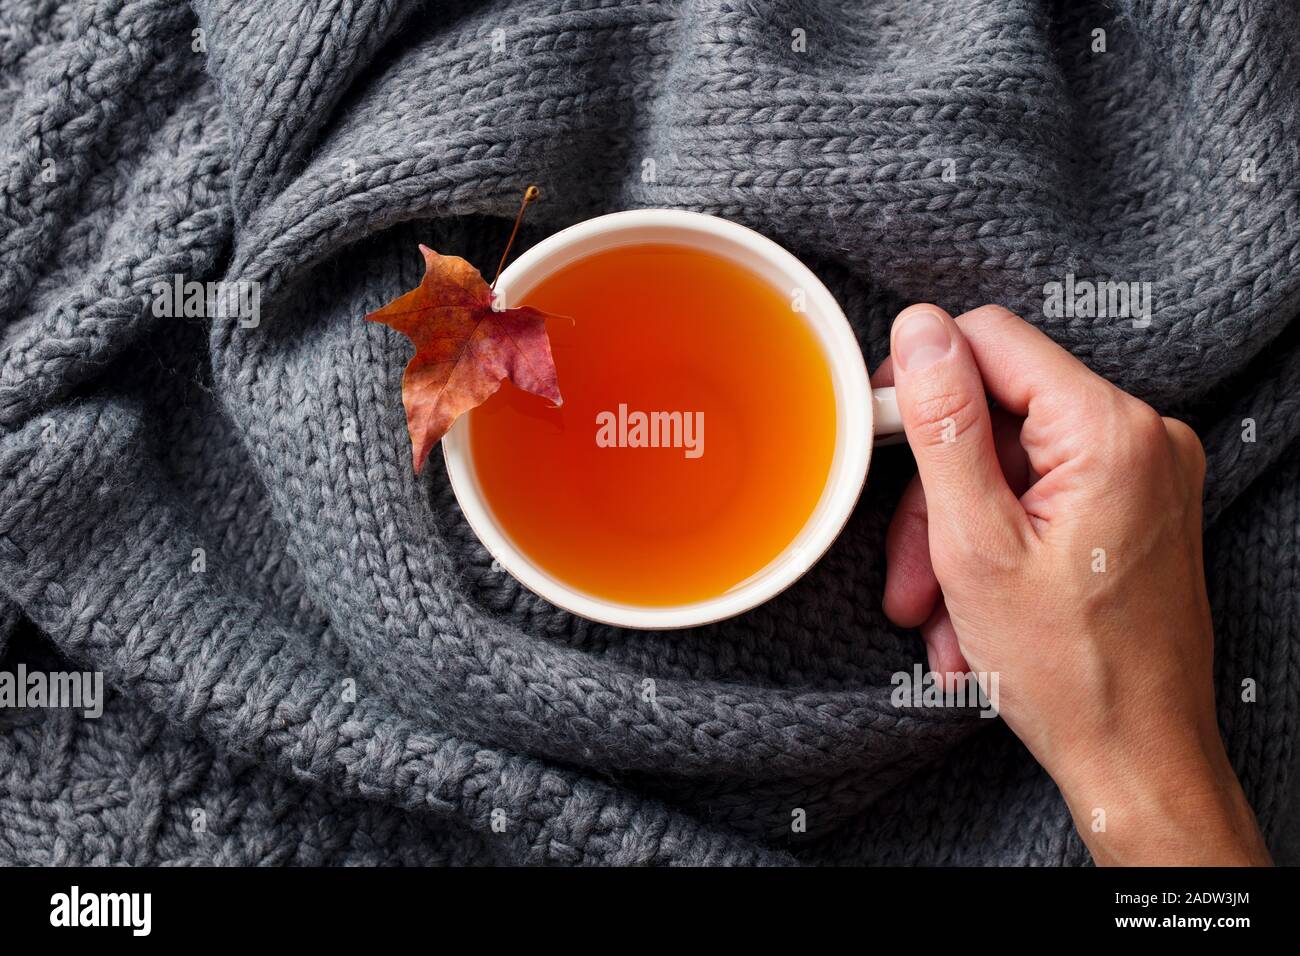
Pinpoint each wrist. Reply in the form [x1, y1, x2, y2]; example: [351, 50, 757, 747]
[1054, 728, 1270, 866]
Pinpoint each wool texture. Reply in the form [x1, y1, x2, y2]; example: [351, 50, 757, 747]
[0, 0, 1298, 866]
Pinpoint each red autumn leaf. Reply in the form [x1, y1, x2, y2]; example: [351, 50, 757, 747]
[366, 244, 563, 472]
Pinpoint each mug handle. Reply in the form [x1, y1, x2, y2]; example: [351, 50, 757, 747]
[872, 387, 907, 446]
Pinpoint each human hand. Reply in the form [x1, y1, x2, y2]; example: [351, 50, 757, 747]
[876, 303, 1270, 866]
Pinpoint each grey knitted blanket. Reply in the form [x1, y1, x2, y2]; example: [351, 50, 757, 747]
[1, 0, 1297, 866]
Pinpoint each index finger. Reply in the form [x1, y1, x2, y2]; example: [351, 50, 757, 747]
[952, 305, 1131, 478]
[951, 305, 1116, 416]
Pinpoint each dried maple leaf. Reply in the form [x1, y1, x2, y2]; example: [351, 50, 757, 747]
[366, 244, 563, 473]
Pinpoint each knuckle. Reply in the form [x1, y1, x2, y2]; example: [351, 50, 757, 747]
[1098, 396, 1165, 468]
[1127, 400, 1166, 437]
[908, 388, 981, 447]
[1163, 416, 1207, 479]
[1132, 405, 1172, 453]
[967, 303, 1020, 328]
[958, 304, 1023, 340]
[1162, 414, 1202, 454]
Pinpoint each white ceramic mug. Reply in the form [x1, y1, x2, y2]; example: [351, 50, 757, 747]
[442, 209, 905, 629]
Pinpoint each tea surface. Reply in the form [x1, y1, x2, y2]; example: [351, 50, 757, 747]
[469, 242, 837, 606]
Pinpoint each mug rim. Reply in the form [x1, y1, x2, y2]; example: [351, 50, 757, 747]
[442, 209, 873, 629]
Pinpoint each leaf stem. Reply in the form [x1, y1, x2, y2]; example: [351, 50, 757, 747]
[491, 185, 540, 290]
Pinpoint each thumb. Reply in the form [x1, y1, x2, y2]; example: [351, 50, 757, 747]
[889, 304, 1027, 552]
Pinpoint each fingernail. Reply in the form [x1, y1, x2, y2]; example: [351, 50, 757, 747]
[893, 309, 952, 372]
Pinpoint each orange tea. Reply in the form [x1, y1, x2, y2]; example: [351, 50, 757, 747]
[468, 243, 837, 606]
